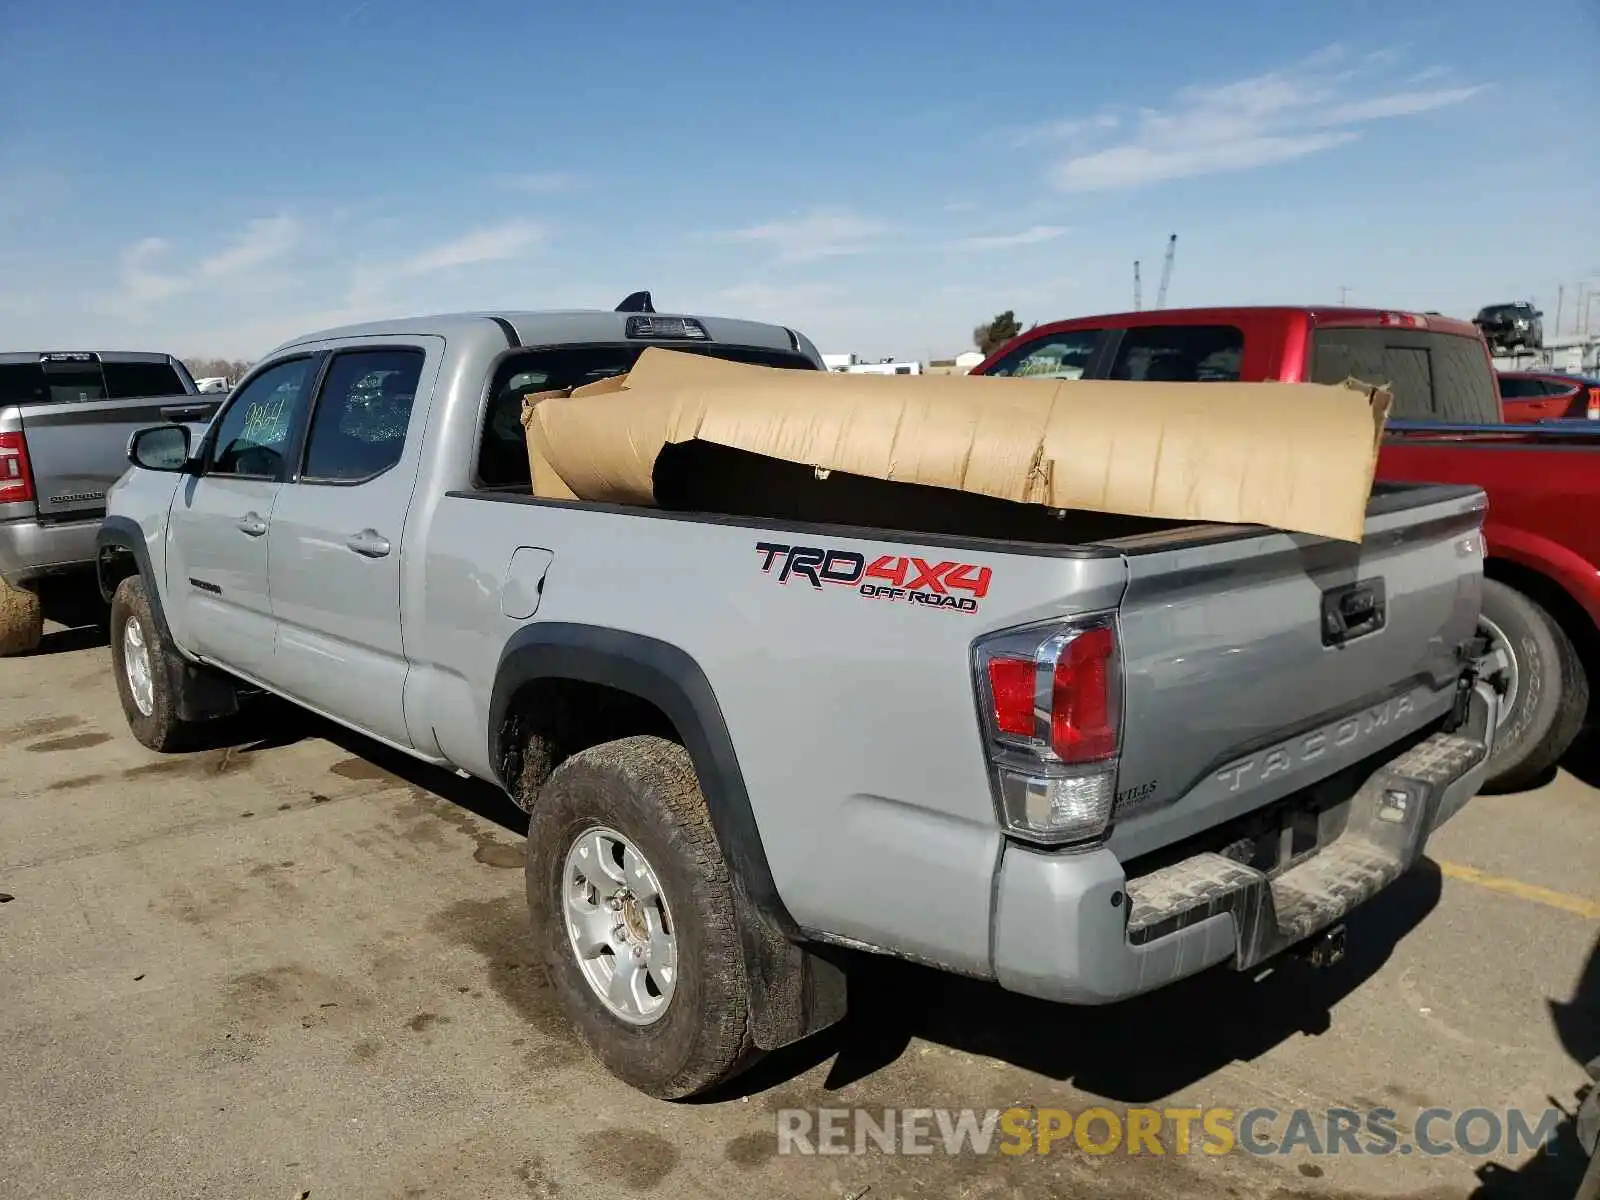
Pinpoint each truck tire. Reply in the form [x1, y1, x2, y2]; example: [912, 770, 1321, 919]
[525, 734, 757, 1099]
[110, 575, 196, 753]
[0, 577, 43, 656]
[1480, 578, 1588, 793]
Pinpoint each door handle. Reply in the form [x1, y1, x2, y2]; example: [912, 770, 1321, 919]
[237, 512, 268, 537]
[346, 529, 391, 558]
[161, 403, 214, 422]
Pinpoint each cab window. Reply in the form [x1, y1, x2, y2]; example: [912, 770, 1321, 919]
[300, 348, 425, 483]
[207, 357, 320, 479]
[982, 330, 1104, 379]
[1107, 325, 1244, 382]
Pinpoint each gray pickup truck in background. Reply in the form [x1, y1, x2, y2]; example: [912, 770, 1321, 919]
[0, 351, 219, 653]
[97, 306, 1500, 1100]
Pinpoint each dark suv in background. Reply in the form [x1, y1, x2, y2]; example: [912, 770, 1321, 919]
[1474, 301, 1544, 354]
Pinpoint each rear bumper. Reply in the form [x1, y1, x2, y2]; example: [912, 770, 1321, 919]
[0, 515, 101, 587]
[990, 679, 1497, 1005]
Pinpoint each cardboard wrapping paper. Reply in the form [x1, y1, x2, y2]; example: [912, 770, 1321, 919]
[519, 347, 1391, 542]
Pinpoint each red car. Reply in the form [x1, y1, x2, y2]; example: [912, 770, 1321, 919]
[1497, 370, 1600, 423]
[975, 306, 1596, 792]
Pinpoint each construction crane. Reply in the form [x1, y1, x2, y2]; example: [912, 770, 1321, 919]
[1133, 260, 1142, 311]
[1155, 233, 1177, 309]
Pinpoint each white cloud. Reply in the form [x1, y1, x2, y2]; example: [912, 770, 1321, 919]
[1045, 52, 1483, 193]
[401, 220, 544, 274]
[197, 215, 300, 280]
[709, 281, 846, 316]
[102, 216, 303, 321]
[503, 170, 583, 194]
[1312, 86, 1483, 126]
[1009, 112, 1119, 148]
[725, 208, 893, 264]
[955, 225, 1068, 251]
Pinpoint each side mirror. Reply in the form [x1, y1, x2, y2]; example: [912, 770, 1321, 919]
[1535, 311, 1545, 319]
[128, 424, 193, 473]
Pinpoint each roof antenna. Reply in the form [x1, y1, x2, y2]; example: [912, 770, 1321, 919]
[616, 290, 655, 314]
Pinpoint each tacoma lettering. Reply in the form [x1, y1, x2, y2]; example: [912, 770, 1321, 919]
[1215, 696, 1416, 793]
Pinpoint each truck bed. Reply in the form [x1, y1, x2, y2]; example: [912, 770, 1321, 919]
[419, 476, 1483, 974]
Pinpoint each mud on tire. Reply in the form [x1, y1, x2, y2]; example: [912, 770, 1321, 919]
[110, 575, 195, 753]
[1480, 578, 1589, 793]
[525, 734, 756, 1099]
[0, 576, 43, 656]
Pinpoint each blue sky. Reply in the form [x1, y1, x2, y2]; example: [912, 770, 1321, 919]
[1, 0, 1596, 361]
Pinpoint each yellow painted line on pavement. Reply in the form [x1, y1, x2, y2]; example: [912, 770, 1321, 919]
[1436, 860, 1600, 921]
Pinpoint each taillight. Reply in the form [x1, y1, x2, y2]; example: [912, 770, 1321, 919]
[1051, 625, 1116, 761]
[1587, 388, 1600, 421]
[0, 432, 33, 504]
[975, 615, 1121, 845]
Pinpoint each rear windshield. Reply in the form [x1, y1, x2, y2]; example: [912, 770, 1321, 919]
[477, 342, 818, 488]
[1309, 328, 1499, 423]
[0, 358, 187, 406]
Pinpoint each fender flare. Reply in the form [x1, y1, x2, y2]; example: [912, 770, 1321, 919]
[96, 516, 174, 638]
[489, 622, 846, 1049]
[490, 622, 794, 933]
[95, 516, 237, 723]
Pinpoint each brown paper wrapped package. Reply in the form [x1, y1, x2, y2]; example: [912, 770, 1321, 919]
[520, 347, 1393, 543]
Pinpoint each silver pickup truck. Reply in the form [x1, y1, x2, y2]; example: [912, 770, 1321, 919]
[0, 351, 218, 653]
[97, 306, 1499, 1100]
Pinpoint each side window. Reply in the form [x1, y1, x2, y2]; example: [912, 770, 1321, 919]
[1108, 325, 1244, 382]
[1497, 377, 1536, 400]
[983, 330, 1104, 379]
[301, 348, 425, 483]
[208, 357, 319, 479]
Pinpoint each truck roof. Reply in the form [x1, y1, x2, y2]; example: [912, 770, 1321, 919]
[266, 309, 812, 359]
[1019, 305, 1483, 341]
[0, 350, 181, 364]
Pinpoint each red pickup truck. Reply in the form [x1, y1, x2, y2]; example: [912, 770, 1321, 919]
[974, 306, 1596, 793]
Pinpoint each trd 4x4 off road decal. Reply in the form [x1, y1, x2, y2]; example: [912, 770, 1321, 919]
[754, 542, 992, 613]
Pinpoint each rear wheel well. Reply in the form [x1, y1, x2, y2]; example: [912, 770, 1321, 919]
[497, 677, 680, 811]
[1484, 558, 1600, 692]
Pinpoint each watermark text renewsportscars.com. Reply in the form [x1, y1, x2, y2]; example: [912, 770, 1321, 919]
[775, 1105, 1566, 1158]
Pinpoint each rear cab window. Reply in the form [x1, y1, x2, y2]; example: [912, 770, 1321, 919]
[476, 342, 818, 489]
[102, 360, 188, 398]
[0, 355, 188, 406]
[1309, 327, 1499, 422]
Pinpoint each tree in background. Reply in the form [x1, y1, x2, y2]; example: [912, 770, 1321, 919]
[184, 357, 253, 383]
[973, 311, 1022, 356]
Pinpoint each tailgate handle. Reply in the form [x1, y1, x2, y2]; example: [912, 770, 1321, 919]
[1322, 579, 1386, 647]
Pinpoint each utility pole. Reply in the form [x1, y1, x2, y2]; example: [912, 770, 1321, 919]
[1133, 261, 1142, 311]
[1555, 285, 1565, 339]
[1338, 286, 1351, 306]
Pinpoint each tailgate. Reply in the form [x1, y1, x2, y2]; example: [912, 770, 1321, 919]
[19, 394, 218, 519]
[1106, 481, 1485, 862]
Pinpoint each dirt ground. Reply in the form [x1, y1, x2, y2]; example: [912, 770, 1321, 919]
[2, 613, 1596, 1200]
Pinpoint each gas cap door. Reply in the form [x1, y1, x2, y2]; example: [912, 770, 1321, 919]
[501, 547, 555, 620]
